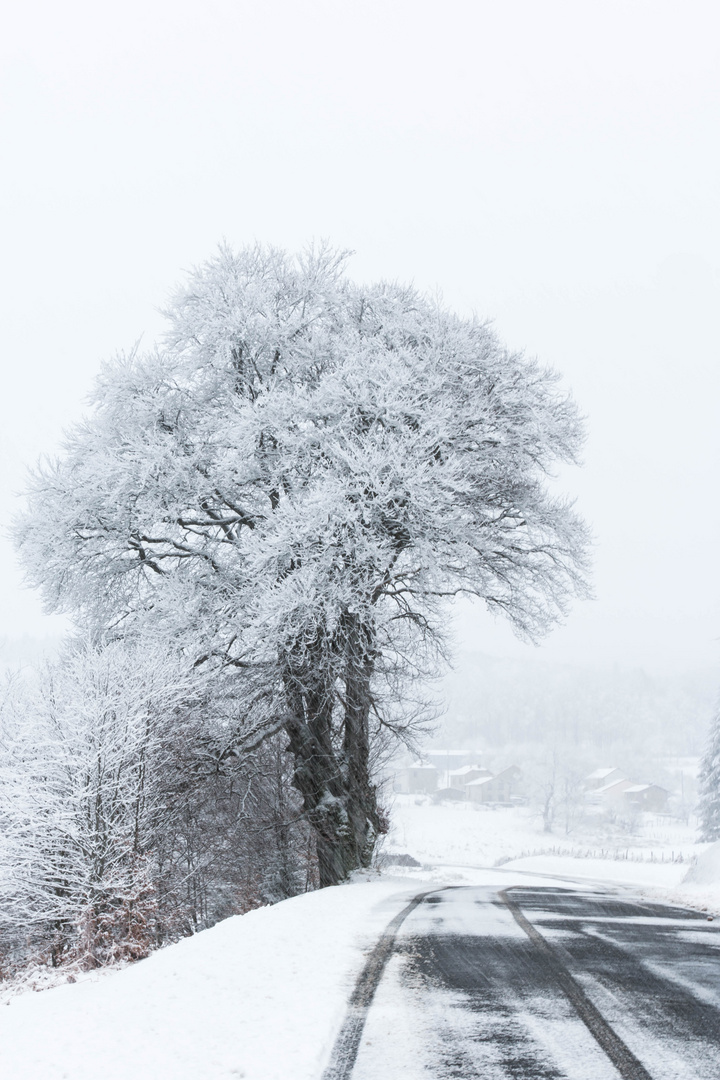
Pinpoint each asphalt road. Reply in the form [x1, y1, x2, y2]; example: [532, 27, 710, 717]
[325, 883, 720, 1080]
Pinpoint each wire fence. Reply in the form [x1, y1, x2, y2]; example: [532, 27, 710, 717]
[494, 846, 697, 867]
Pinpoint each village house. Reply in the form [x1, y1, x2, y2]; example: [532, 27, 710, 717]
[584, 767, 626, 791]
[465, 765, 523, 804]
[588, 773, 672, 814]
[448, 765, 492, 789]
[394, 762, 438, 794]
[623, 783, 670, 813]
[591, 777, 637, 808]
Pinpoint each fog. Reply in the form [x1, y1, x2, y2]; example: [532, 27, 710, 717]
[2, 1, 719, 692]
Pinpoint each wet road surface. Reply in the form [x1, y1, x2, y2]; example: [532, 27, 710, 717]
[327, 884, 720, 1080]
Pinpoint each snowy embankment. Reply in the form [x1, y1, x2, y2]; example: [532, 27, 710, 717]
[0, 879, 420, 1080]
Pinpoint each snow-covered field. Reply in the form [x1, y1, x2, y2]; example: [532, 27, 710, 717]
[382, 794, 717, 911]
[1, 796, 718, 1080]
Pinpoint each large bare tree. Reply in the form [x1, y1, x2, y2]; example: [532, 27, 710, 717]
[16, 244, 589, 885]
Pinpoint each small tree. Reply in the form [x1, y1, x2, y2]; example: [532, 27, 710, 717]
[0, 642, 193, 967]
[15, 244, 589, 885]
[698, 705, 720, 841]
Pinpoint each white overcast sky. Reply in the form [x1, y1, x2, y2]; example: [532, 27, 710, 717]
[1, 0, 719, 674]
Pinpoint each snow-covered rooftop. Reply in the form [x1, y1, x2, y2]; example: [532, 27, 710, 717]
[624, 783, 670, 794]
[595, 778, 632, 794]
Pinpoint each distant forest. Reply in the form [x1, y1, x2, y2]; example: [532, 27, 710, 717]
[437, 650, 717, 761]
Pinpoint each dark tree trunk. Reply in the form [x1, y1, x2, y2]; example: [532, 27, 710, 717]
[340, 614, 382, 873]
[282, 615, 383, 887]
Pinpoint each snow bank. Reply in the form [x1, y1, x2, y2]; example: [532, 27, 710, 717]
[683, 839, 720, 885]
[0, 879, 420, 1080]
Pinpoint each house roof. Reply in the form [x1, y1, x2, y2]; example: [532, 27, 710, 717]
[449, 765, 488, 776]
[595, 778, 632, 794]
[465, 775, 495, 787]
[625, 783, 670, 795]
[586, 767, 621, 780]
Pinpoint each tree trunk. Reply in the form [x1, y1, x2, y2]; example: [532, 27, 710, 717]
[282, 615, 383, 887]
[341, 614, 382, 874]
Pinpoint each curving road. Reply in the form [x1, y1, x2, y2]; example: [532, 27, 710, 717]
[325, 882, 720, 1080]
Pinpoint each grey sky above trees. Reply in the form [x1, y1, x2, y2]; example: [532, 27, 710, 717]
[1, 0, 719, 676]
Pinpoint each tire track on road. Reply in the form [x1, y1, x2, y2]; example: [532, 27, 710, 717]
[499, 888, 653, 1080]
[321, 888, 449, 1080]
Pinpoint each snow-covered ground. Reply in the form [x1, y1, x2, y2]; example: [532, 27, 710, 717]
[0, 867, 576, 1080]
[382, 794, 718, 912]
[1, 796, 718, 1080]
[0, 878, 426, 1080]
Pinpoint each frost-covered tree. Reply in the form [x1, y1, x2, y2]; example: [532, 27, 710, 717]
[698, 706, 720, 840]
[0, 640, 317, 971]
[0, 642, 193, 967]
[521, 746, 592, 835]
[15, 244, 589, 885]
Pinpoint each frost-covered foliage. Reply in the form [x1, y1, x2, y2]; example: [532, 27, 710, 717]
[0, 642, 313, 972]
[0, 643, 191, 967]
[698, 706, 720, 841]
[15, 244, 589, 885]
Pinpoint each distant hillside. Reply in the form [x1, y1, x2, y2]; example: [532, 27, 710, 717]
[437, 650, 718, 758]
